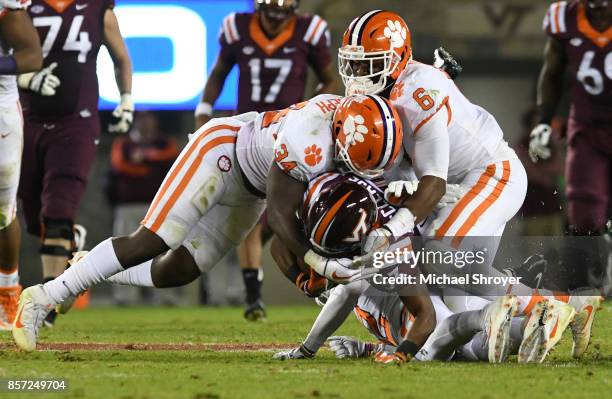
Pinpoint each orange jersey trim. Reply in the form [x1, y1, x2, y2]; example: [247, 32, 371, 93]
[249, 14, 296, 56]
[142, 125, 239, 225]
[149, 135, 237, 232]
[413, 96, 451, 135]
[451, 160, 511, 248]
[577, 4, 612, 48]
[434, 164, 496, 239]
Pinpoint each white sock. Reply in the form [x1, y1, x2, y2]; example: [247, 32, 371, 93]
[0, 269, 18, 287]
[107, 260, 154, 287]
[43, 238, 124, 304]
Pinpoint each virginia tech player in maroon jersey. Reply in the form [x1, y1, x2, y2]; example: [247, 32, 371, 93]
[530, 0, 611, 288]
[16, 0, 132, 325]
[194, 0, 337, 321]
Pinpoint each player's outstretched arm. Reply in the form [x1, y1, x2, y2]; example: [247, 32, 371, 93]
[536, 37, 565, 125]
[0, 9, 42, 74]
[195, 57, 234, 128]
[266, 163, 310, 259]
[103, 8, 132, 97]
[529, 37, 566, 162]
[104, 8, 134, 134]
[396, 292, 436, 359]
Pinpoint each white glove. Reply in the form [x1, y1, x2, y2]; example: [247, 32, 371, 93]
[17, 62, 61, 96]
[437, 183, 466, 209]
[304, 250, 375, 284]
[363, 227, 393, 255]
[108, 93, 134, 134]
[384, 180, 419, 204]
[528, 123, 552, 163]
[273, 345, 314, 360]
[328, 336, 379, 359]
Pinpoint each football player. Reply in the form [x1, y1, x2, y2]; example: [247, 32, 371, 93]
[11, 94, 403, 351]
[195, 0, 337, 321]
[16, 0, 133, 326]
[529, 0, 611, 290]
[272, 173, 524, 363]
[337, 10, 603, 362]
[0, 0, 42, 331]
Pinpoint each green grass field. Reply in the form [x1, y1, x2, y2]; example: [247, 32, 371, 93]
[1, 303, 610, 399]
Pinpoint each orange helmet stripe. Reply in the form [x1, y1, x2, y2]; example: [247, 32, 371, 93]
[313, 190, 354, 247]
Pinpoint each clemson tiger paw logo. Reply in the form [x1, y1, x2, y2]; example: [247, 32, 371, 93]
[304, 145, 323, 167]
[384, 20, 407, 49]
[343, 114, 368, 146]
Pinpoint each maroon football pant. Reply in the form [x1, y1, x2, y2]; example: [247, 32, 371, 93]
[18, 116, 99, 236]
[565, 120, 612, 233]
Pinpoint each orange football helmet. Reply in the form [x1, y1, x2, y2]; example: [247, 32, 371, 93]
[332, 95, 403, 179]
[339, 10, 412, 95]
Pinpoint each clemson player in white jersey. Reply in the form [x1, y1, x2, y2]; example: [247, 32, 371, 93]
[337, 10, 603, 363]
[0, 0, 42, 330]
[11, 93, 404, 351]
[272, 172, 522, 363]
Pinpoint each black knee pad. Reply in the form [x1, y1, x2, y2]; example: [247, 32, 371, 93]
[40, 219, 74, 257]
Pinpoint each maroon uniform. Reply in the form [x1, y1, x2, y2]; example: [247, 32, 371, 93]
[219, 12, 331, 113]
[544, 1, 612, 232]
[18, 0, 114, 235]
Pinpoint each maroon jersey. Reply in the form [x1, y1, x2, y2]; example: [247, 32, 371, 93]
[543, 1, 612, 126]
[20, 0, 114, 121]
[218, 12, 332, 114]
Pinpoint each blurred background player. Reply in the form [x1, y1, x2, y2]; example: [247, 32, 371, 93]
[194, 0, 337, 321]
[17, 0, 133, 326]
[106, 111, 179, 306]
[529, 0, 612, 289]
[0, 0, 42, 330]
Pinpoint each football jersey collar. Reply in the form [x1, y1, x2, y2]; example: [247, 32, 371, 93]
[249, 14, 297, 56]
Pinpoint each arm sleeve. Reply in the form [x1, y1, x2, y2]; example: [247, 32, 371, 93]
[411, 106, 450, 181]
[305, 15, 332, 71]
[542, 1, 570, 39]
[217, 13, 239, 65]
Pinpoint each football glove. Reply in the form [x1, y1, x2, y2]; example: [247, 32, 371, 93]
[273, 344, 315, 360]
[296, 269, 330, 298]
[108, 93, 134, 134]
[304, 250, 375, 284]
[528, 123, 552, 163]
[17, 62, 60, 96]
[384, 180, 419, 205]
[433, 47, 463, 80]
[436, 183, 466, 209]
[328, 336, 382, 359]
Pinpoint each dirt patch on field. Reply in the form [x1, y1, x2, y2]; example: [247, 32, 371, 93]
[0, 342, 293, 352]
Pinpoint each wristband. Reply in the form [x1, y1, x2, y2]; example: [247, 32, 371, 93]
[195, 102, 213, 117]
[0, 55, 17, 75]
[537, 104, 555, 125]
[396, 340, 419, 357]
[120, 93, 134, 109]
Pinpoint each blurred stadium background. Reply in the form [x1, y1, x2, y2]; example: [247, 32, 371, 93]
[17, 0, 569, 306]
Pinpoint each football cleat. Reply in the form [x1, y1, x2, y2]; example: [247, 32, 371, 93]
[273, 344, 315, 360]
[569, 295, 604, 358]
[518, 298, 576, 363]
[244, 299, 267, 322]
[57, 250, 89, 315]
[0, 285, 21, 331]
[12, 285, 55, 351]
[484, 295, 519, 363]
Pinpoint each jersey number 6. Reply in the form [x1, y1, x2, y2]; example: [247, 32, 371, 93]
[412, 88, 435, 111]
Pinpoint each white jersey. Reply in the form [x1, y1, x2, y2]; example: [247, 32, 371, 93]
[0, 0, 30, 106]
[236, 94, 342, 193]
[391, 61, 516, 183]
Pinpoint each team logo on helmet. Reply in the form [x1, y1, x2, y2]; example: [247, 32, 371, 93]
[343, 114, 369, 146]
[384, 20, 408, 49]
